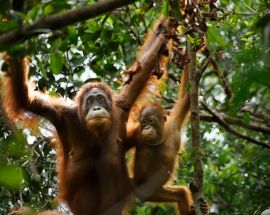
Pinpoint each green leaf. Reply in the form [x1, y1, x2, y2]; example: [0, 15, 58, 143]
[0, 165, 23, 188]
[67, 26, 78, 44]
[245, 31, 254, 36]
[232, 78, 251, 109]
[43, 1, 69, 15]
[206, 25, 225, 47]
[0, 19, 18, 32]
[171, 0, 182, 20]
[44, 5, 54, 15]
[25, 4, 42, 22]
[36, 57, 47, 78]
[242, 112, 251, 124]
[240, 37, 249, 42]
[162, 0, 169, 17]
[50, 53, 63, 74]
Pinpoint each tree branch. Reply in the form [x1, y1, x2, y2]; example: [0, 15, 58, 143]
[221, 114, 270, 134]
[242, 107, 270, 126]
[200, 113, 270, 135]
[0, 0, 136, 50]
[200, 102, 270, 149]
[188, 42, 204, 215]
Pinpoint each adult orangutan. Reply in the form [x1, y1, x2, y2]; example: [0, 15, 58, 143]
[125, 65, 208, 215]
[2, 17, 177, 215]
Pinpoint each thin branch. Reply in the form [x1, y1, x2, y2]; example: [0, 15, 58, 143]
[162, 95, 175, 104]
[168, 73, 179, 82]
[221, 114, 270, 134]
[28, 140, 41, 182]
[242, 107, 270, 125]
[0, 0, 136, 50]
[200, 114, 215, 122]
[139, 13, 148, 34]
[237, 112, 268, 125]
[232, 11, 257, 16]
[116, 16, 142, 45]
[201, 102, 270, 149]
[197, 56, 212, 81]
[238, 0, 257, 14]
[200, 113, 270, 135]
[210, 58, 232, 100]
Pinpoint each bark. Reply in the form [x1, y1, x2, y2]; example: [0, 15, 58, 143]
[188, 42, 204, 215]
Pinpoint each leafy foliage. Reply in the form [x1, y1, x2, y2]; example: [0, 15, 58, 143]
[0, 0, 270, 214]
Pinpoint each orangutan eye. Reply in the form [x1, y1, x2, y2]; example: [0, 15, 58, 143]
[149, 119, 154, 124]
[86, 96, 94, 107]
[97, 94, 105, 103]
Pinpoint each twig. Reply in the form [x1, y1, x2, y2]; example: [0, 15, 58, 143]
[117, 16, 142, 45]
[139, 14, 148, 34]
[242, 107, 270, 125]
[233, 11, 257, 16]
[197, 56, 212, 81]
[168, 73, 179, 83]
[28, 140, 41, 182]
[238, 0, 257, 14]
[0, 0, 136, 50]
[162, 95, 175, 104]
[210, 59, 232, 100]
[237, 112, 268, 125]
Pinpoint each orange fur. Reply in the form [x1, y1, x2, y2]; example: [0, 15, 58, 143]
[2, 15, 176, 215]
[127, 16, 175, 124]
[125, 65, 192, 215]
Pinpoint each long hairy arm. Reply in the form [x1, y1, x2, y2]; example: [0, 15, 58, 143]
[119, 16, 177, 119]
[2, 54, 66, 125]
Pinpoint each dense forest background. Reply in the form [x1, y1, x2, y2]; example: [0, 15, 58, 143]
[0, 0, 270, 214]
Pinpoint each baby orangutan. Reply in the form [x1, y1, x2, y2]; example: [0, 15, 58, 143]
[125, 66, 208, 215]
